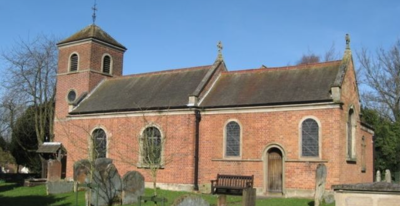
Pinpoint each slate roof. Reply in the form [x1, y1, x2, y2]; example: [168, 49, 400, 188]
[57, 25, 126, 50]
[70, 66, 213, 114]
[70, 60, 343, 115]
[200, 61, 341, 108]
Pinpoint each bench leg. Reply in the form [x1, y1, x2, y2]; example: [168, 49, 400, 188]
[218, 195, 227, 206]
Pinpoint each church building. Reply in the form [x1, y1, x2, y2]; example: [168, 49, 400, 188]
[54, 24, 373, 197]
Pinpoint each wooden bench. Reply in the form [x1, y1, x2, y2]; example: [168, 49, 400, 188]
[211, 174, 254, 196]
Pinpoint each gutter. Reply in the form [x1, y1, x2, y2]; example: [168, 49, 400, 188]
[194, 109, 201, 191]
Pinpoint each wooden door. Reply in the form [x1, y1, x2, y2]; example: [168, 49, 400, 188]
[268, 149, 282, 193]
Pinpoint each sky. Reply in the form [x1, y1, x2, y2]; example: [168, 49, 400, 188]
[0, 0, 399, 75]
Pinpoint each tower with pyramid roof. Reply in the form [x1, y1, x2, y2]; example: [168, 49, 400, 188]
[55, 25, 127, 118]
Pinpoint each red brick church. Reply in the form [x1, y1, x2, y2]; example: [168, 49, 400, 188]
[54, 24, 373, 197]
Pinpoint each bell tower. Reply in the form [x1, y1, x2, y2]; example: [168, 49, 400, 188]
[55, 25, 127, 118]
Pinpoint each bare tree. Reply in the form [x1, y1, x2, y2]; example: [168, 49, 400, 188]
[297, 43, 339, 65]
[1, 35, 58, 145]
[297, 52, 320, 65]
[357, 40, 400, 121]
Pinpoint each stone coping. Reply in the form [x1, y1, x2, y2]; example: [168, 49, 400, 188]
[332, 182, 400, 192]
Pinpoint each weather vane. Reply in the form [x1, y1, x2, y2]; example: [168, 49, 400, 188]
[92, 0, 97, 25]
[217, 41, 223, 60]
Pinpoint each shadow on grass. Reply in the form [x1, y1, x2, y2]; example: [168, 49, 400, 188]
[308, 200, 315, 206]
[0, 183, 22, 193]
[0, 195, 69, 206]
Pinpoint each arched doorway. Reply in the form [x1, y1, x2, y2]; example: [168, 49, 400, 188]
[266, 148, 283, 193]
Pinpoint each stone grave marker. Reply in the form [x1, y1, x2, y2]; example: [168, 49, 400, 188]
[376, 170, 381, 182]
[172, 195, 210, 206]
[385, 169, 392, 183]
[122, 171, 145, 205]
[314, 163, 327, 206]
[47, 159, 62, 181]
[90, 158, 122, 206]
[73, 159, 91, 184]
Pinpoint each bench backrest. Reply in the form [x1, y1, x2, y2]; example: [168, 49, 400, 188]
[216, 174, 253, 188]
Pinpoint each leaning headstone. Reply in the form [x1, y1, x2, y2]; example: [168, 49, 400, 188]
[90, 158, 122, 206]
[385, 169, 392, 183]
[242, 188, 256, 206]
[73, 159, 91, 184]
[314, 164, 327, 206]
[376, 170, 381, 182]
[172, 195, 209, 206]
[122, 171, 145, 205]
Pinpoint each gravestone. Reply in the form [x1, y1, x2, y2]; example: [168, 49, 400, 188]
[376, 170, 381, 182]
[46, 180, 74, 195]
[385, 169, 392, 183]
[172, 195, 210, 206]
[242, 188, 256, 206]
[122, 171, 145, 205]
[218, 195, 227, 206]
[90, 158, 122, 206]
[73, 159, 91, 184]
[314, 164, 327, 206]
[47, 159, 62, 181]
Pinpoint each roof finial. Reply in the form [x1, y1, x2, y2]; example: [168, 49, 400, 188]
[217, 41, 223, 61]
[346, 33, 350, 50]
[92, 0, 97, 25]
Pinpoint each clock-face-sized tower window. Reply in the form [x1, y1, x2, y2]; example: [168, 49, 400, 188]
[69, 53, 78, 72]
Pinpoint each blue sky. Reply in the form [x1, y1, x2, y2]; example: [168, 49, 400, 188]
[1, 0, 399, 75]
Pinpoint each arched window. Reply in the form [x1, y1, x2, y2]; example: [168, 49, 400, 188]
[301, 119, 319, 157]
[92, 128, 106, 159]
[361, 136, 366, 172]
[348, 108, 355, 159]
[141, 127, 162, 165]
[70, 53, 78, 72]
[225, 121, 241, 157]
[102, 55, 111, 74]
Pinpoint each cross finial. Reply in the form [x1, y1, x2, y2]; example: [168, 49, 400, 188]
[92, 0, 97, 25]
[217, 41, 223, 60]
[346, 33, 350, 50]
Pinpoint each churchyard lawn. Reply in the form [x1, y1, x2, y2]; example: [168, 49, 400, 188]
[0, 182, 334, 206]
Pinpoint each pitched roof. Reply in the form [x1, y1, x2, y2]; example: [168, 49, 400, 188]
[200, 61, 342, 108]
[57, 24, 126, 50]
[37, 142, 65, 154]
[70, 66, 213, 114]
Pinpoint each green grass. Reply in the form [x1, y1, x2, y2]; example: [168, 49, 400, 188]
[0, 182, 334, 206]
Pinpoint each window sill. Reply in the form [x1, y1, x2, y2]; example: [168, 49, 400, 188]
[286, 159, 328, 163]
[137, 163, 164, 169]
[211, 159, 262, 162]
[346, 158, 357, 163]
